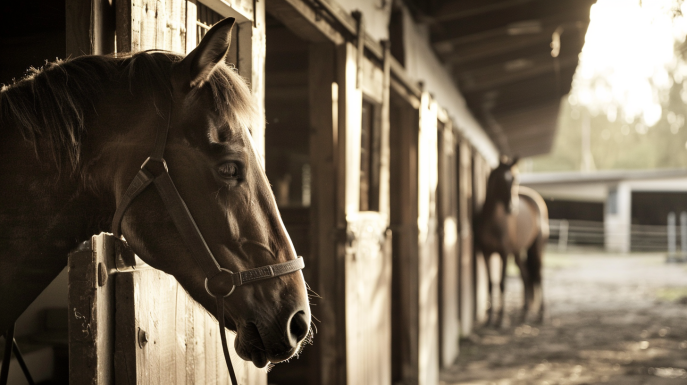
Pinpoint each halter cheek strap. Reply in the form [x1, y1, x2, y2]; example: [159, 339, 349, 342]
[111, 103, 304, 385]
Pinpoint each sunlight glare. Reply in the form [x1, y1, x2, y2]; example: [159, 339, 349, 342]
[571, 0, 687, 127]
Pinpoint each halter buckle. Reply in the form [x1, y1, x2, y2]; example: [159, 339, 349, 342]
[205, 268, 236, 298]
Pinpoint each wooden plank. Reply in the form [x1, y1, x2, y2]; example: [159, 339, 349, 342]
[249, 0, 266, 164]
[266, 0, 344, 44]
[68, 235, 115, 385]
[338, 38, 392, 385]
[66, 0, 116, 56]
[185, 0, 197, 53]
[379, 40, 391, 220]
[113, 259, 266, 385]
[417, 93, 439, 385]
[308, 41, 343, 385]
[438, 120, 461, 368]
[458, 141, 475, 336]
[127, 0, 188, 53]
[389, 96, 419, 385]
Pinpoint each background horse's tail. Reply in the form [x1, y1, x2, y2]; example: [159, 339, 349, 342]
[518, 185, 549, 239]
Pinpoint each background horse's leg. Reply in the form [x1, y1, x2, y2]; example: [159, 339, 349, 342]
[515, 251, 532, 324]
[483, 251, 494, 326]
[527, 235, 545, 323]
[496, 252, 508, 328]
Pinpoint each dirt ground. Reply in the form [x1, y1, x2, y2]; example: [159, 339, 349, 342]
[441, 251, 687, 385]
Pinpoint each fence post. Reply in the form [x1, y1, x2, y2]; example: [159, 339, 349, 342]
[668, 212, 677, 262]
[681, 212, 687, 262]
[558, 219, 569, 253]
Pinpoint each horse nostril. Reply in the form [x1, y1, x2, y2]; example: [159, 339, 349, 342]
[288, 310, 309, 344]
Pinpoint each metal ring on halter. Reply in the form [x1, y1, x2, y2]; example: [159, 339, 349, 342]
[205, 268, 236, 298]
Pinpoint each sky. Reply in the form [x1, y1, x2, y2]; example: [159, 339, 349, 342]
[526, 0, 687, 172]
[569, 0, 687, 129]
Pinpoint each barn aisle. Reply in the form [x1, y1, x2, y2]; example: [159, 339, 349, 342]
[441, 252, 687, 385]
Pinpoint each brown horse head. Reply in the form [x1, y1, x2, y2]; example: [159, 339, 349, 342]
[107, 19, 311, 367]
[487, 156, 520, 213]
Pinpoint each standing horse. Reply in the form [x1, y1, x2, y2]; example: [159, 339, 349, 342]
[475, 157, 549, 326]
[0, 18, 310, 371]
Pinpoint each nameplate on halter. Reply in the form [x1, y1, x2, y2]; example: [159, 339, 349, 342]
[235, 257, 305, 286]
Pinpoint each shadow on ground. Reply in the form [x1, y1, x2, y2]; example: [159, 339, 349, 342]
[441, 252, 687, 385]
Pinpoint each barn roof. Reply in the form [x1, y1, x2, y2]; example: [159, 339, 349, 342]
[406, 0, 596, 157]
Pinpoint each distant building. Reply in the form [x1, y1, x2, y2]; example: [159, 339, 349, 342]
[521, 169, 687, 252]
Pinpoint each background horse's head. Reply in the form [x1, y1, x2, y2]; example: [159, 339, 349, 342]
[487, 156, 520, 213]
[100, 19, 310, 367]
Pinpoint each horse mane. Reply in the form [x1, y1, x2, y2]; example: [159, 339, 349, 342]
[0, 51, 258, 173]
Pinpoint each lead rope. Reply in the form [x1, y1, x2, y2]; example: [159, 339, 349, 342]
[217, 297, 239, 385]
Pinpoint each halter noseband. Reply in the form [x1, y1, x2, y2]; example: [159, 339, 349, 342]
[111, 102, 304, 385]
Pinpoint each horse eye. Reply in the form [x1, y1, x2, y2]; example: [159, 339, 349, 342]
[218, 162, 241, 179]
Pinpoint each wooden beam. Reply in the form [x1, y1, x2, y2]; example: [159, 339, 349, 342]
[440, 27, 583, 70]
[266, 0, 344, 44]
[457, 53, 578, 93]
[431, 2, 593, 47]
[463, 65, 576, 115]
[431, 0, 535, 22]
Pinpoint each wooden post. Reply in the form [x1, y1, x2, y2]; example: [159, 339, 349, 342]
[68, 235, 115, 385]
[309, 41, 344, 385]
[67, 0, 116, 57]
[417, 92, 439, 385]
[437, 118, 460, 368]
[458, 141, 474, 336]
[389, 91, 419, 385]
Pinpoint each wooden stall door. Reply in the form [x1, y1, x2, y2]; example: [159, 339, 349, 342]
[69, 234, 266, 385]
[338, 42, 392, 385]
[417, 93, 440, 385]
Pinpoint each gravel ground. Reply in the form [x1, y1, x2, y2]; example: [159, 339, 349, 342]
[441, 251, 687, 385]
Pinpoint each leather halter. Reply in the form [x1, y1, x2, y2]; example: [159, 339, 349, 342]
[111, 102, 304, 385]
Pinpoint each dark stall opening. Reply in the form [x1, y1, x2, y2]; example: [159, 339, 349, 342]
[631, 191, 687, 251]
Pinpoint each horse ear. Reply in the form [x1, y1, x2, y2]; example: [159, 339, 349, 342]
[172, 17, 236, 92]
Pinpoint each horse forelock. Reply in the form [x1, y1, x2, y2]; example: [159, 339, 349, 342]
[0, 50, 259, 176]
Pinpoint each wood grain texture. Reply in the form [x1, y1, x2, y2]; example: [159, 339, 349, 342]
[126, 0, 188, 53]
[339, 41, 392, 385]
[114, 261, 267, 385]
[68, 234, 265, 385]
[68, 235, 114, 385]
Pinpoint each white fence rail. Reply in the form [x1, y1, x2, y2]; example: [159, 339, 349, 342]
[548, 218, 687, 252]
